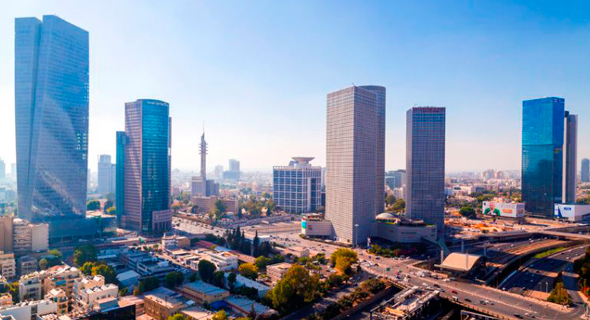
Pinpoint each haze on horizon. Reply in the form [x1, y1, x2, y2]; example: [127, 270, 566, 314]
[1, 0, 589, 173]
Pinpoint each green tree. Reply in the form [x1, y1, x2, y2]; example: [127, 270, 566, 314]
[330, 248, 358, 275]
[255, 256, 272, 269]
[47, 249, 63, 267]
[459, 206, 476, 218]
[228, 272, 237, 290]
[74, 244, 98, 266]
[189, 273, 198, 282]
[87, 200, 101, 211]
[198, 260, 217, 283]
[7, 282, 19, 303]
[547, 281, 572, 305]
[80, 261, 96, 276]
[212, 310, 228, 320]
[266, 265, 320, 314]
[92, 264, 117, 284]
[38, 258, 48, 270]
[164, 271, 184, 289]
[168, 314, 186, 320]
[238, 263, 258, 280]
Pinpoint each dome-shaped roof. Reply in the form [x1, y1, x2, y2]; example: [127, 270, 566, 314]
[376, 212, 396, 221]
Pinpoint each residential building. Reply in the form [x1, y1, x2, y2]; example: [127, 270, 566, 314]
[117, 99, 172, 233]
[266, 262, 292, 284]
[582, 159, 590, 183]
[13, 219, 49, 254]
[563, 112, 578, 203]
[18, 274, 42, 301]
[76, 284, 118, 314]
[42, 265, 82, 301]
[17, 256, 37, 277]
[223, 273, 270, 298]
[205, 252, 238, 272]
[179, 281, 229, 304]
[406, 107, 446, 233]
[97, 155, 116, 197]
[15, 16, 89, 228]
[45, 288, 67, 315]
[136, 259, 175, 280]
[522, 97, 565, 216]
[144, 289, 185, 320]
[0, 299, 57, 319]
[0, 253, 15, 279]
[0, 294, 11, 307]
[325, 85, 386, 245]
[273, 157, 322, 214]
[0, 217, 12, 254]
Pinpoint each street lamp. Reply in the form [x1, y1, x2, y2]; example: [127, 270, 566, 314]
[354, 224, 359, 248]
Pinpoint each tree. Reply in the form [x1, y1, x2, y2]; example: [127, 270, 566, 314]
[134, 277, 160, 295]
[361, 278, 385, 294]
[47, 249, 63, 267]
[80, 262, 96, 276]
[104, 199, 114, 212]
[459, 205, 476, 218]
[228, 272, 237, 290]
[239, 263, 258, 280]
[164, 271, 184, 289]
[106, 206, 116, 215]
[213, 271, 225, 288]
[330, 248, 358, 275]
[547, 281, 571, 305]
[7, 282, 19, 303]
[39, 258, 48, 270]
[253, 231, 260, 257]
[266, 265, 320, 314]
[212, 310, 228, 320]
[392, 199, 405, 213]
[92, 264, 117, 284]
[168, 314, 187, 320]
[74, 244, 98, 266]
[87, 200, 101, 211]
[189, 273, 198, 282]
[198, 260, 217, 283]
[255, 256, 272, 269]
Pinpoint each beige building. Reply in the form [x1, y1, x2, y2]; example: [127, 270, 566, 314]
[144, 287, 186, 320]
[18, 256, 37, 276]
[179, 281, 229, 304]
[0, 252, 16, 279]
[42, 265, 82, 304]
[13, 219, 49, 254]
[0, 216, 13, 254]
[192, 196, 239, 214]
[45, 288, 68, 315]
[19, 273, 42, 301]
[76, 283, 118, 314]
[0, 293, 12, 307]
[266, 262, 292, 284]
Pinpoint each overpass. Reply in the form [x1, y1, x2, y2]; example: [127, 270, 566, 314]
[536, 229, 590, 240]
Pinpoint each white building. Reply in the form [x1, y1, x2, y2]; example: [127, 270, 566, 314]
[77, 284, 118, 314]
[273, 157, 322, 214]
[266, 262, 292, 284]
[97, 154, 116, 196]
[18, 274, 42, 301]
[554, 204, 590, 222]
[0, 300, 57, 320]
[13, 219, 48, 254]
[206, 252, 238, 272]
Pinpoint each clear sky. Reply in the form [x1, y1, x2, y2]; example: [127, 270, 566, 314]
[1, 0, 589, 173]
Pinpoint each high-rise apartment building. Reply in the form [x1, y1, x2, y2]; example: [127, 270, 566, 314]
[522, 97, 565, 216]
[325, 85, 386, 245]
[223, 159, 241, 180]
[582, 159, 590, 183]
[117, 99, 171, 233]
[15, 15, 89, 224]
[406, 107, 446, 233]
[562, 112, 577, 203]
[273, 157, 322, 214]
[97, 155, 116, 196]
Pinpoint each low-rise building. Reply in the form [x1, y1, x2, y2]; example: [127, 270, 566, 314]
[266, 262, 292, 284]
[192, 196, 239, 214]
[161, 234, 191, 251]
[144, 287, 186, 320]
[224, 273, 270, 298]
[0, 299, 57, 320]
[0, 294, 12, 307]
[118, 295, 144, 317]
[18, 274, 42, 301]
[42, 265, 82, 302]
[375, 214, 437, 243]
[301, 216, 333, 238]
[136, 259, 176, 280]
[554, 204, 590, 222]
[12, 219, 49, 254]
[224, 296, 277, 318]
[45, 288, 67, 315]
[181, 306, 214, 320]
[77, 284, 118, 314]
[279, 246, 309, 258]
[0, 253, 15, 279]
[206, 252, 238, 272]
[17, 256, 37, 277]
[179, 281, 229, 304]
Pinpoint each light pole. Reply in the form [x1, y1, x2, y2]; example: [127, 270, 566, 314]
[354, 224, 359, 248]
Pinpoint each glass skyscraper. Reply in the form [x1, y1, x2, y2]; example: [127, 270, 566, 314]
[15, 16, 89, 224]
[521, 97, 565, 216]
[118, 100, 171, 234]
[582, 159, 590, 183]
[406, 107, 446, 234]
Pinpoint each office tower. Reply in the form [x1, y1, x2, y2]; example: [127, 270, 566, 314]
[0, 159, 5, 180]
[191, 132, 219, 197]
[118, 99, 171, 233]
[10, 164, 16, 179]
[582, 159, 590, 183]
[406, 107, 446, 233]
[522, 97, 565, 216]
[562, 112, 577, 203]
[223, 159, 241, 180]
[273, 157, 322, 214]
[325, 85, 386, 245]
[385, 170, 406, 189]
[115, 131, 127, 224]
[98, 155, 116, 196]
[15, 16, 89, 224]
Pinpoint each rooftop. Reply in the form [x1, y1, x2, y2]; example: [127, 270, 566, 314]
[184, 281, 228, 296]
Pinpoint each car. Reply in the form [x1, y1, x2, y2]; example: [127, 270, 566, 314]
[452, 290, 458, 294]
[514, 314, 523, 319]
[465, 298, 472, 303]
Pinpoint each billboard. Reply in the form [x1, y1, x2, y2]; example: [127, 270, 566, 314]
[482, 201, 525, 218]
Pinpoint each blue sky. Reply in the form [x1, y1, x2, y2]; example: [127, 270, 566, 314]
[1, 0, 589, 172]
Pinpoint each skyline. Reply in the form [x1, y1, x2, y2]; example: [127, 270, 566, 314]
[1, 1, 590, 172]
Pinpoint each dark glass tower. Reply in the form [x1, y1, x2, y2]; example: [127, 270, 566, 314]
[406, 107, 446, 234]
[582, 159, 590, 183]
[521, 97, 564, 216]
[15, 16, 89, 223]
[120, 100, 171, 234]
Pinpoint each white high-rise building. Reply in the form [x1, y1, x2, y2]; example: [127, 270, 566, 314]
[273, 157, 322, 214]
[325, 85, 385, 245]
[97, 155, 115, 196]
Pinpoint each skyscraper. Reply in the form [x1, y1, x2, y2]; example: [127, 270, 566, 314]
[325, 85, 386, 245]
[582, 159, 590, 183]
[405, 107, 446, 233]
[562, 112, 577, 203]
[223, 159, 241, 180]
[522, 97, 565, 216]
[115, 131, 127, 224]
[118, 99, 171, 233]
[98, 155, 116, 196]
[15, 15, 89, 224]
[273, 157, 322, 214]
